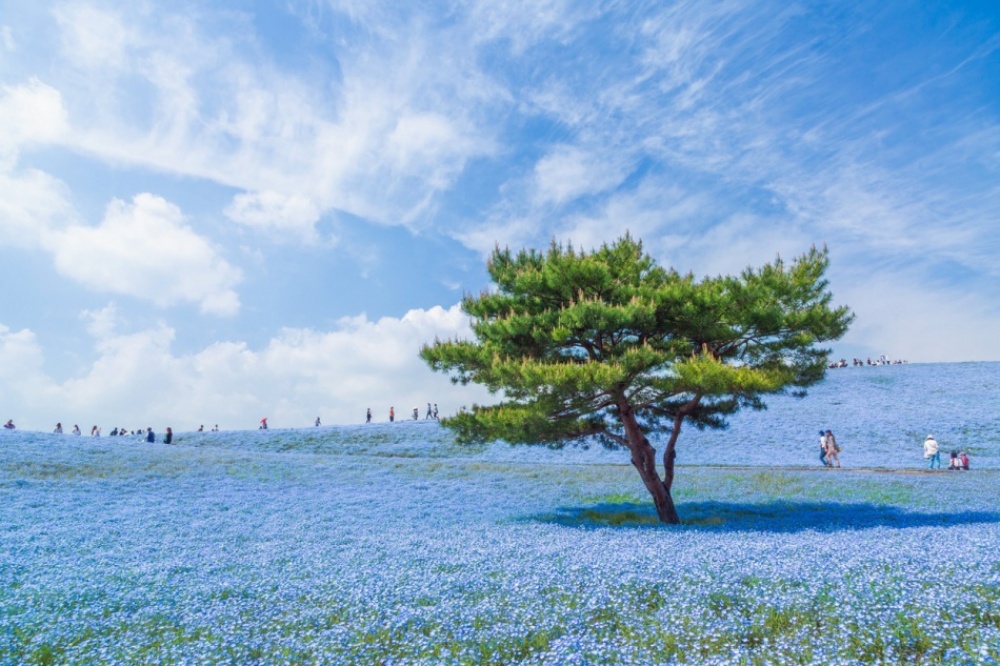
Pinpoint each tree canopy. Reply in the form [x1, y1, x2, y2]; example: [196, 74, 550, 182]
[421, 235, 853, 523]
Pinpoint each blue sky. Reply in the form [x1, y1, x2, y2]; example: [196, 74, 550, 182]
[1, 0, 998, 431]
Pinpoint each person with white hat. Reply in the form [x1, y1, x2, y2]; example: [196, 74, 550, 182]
[923, 435, 940, 469]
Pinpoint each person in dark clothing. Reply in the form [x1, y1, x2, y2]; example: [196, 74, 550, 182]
[145, 427, 155, 443]
[366, 408, 372, 423]
[163, 427, 173, 444]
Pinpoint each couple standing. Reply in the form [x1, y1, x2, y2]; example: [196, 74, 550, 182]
[819, 429, 841, 468]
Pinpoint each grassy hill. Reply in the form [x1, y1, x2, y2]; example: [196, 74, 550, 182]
[2, 417, 999, 664]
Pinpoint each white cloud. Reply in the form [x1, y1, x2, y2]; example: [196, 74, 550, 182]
[387, 112, 475, 189]
[0, 304, 494, 431]
[0, 79, 74, 245]
[47, 194, 243, 315]
[533, 145, 629, 206]
[224, 190, 322, 240]
[0, 166, 75, 247]
[468, 0, 597, 53]
[0, 78, 69, 158]
[51, 3, 130, 69]
[0, 324, 49, 388]
[0, 325, 61, 417]
[81, 302, 122, 341]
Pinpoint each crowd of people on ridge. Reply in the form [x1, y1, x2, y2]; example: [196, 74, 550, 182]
[371, 403, 440, 424]
[3, 404, 449, 438]
[829, 354, 907, 368]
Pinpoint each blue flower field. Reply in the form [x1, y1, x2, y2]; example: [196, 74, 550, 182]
[2, 362, 999, 664]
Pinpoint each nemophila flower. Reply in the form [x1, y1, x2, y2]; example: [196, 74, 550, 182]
[2, 365, 1000, 664]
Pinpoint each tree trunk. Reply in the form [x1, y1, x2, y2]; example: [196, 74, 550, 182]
[620, 405, 680, 524]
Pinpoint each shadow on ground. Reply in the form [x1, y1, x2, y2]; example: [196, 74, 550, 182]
[531, 500, 1000, 532]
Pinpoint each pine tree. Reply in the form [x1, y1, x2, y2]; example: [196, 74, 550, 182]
[421, 234, 852, 523]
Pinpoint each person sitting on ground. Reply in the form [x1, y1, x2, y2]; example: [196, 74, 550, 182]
[145, 427, 155, 443]
[198, 425, 204, 432]
[948, 451, 961, 470]
[54, 422, 63, 434]
[72, 424, 81, 435]
[110, 427, 118, 436]
[960, 451, 970, 470]
[163, 427, 173, 444]
[91, 425, 100, 437]
[3, 419, 15, 430]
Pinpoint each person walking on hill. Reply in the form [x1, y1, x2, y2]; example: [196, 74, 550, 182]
[389, 407, 394, 423]
[824, 429, 841, 468]
[818, 430, 829, 466]
[924, 435, 940, 469]
[366, 408, 372, 423]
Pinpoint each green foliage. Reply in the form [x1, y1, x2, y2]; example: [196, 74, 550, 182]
[422, 234, 852, 448]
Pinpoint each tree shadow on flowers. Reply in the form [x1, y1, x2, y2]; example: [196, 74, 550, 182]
[531, 500, 1000, 532]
